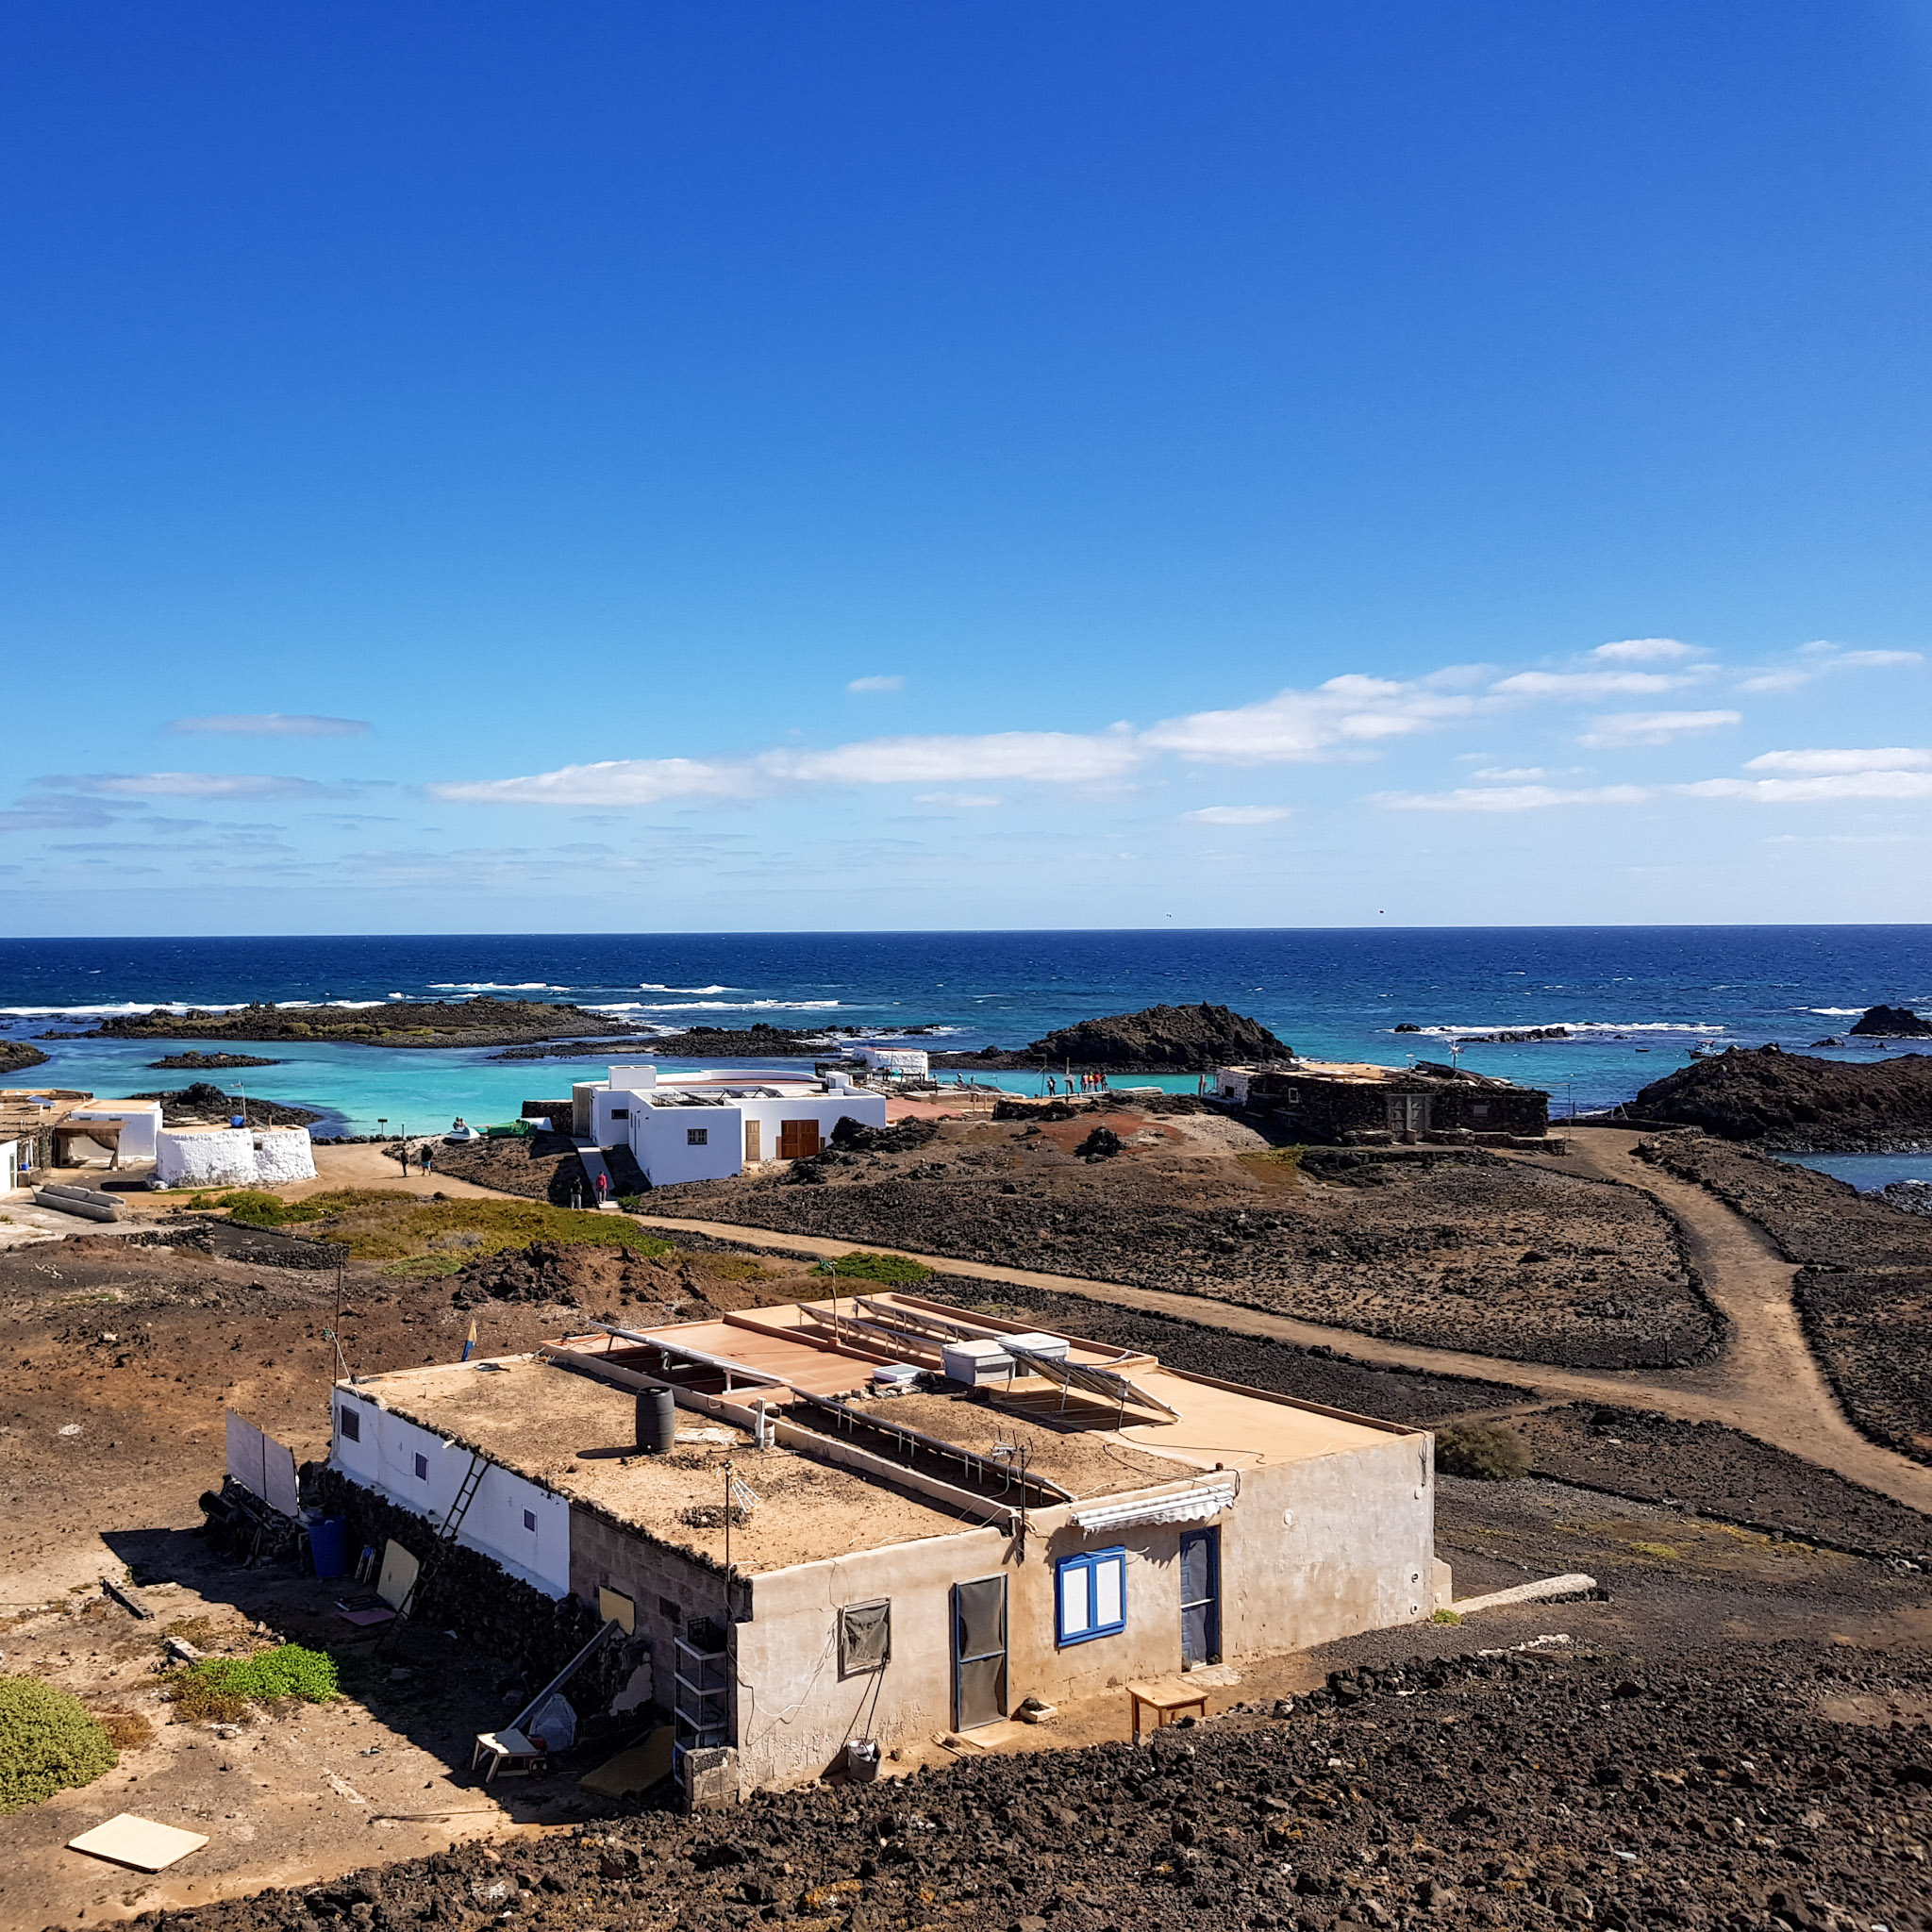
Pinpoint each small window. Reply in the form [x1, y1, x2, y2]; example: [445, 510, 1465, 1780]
[413, 1452, 429, 1480]
[337, 1405, 360, 1442]
[687, 1126, 709, 1146]
[658, 1595, 680, 1621]
[523, 1508, 537, 1532]
[1471, 1102, 1490, 1119]
[610, 1108, 629, 1121]
[839, 1599, 891, 1673]
[1057, 1548, 1127, 1645]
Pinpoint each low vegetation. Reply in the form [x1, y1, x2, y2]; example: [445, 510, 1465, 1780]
[1434, 1420, 1531, 1481]
[166, 1643, 339, 1722]
[0, 1674, 118, 1811]
[826, 1249, 935, 1285]
[185, 1188, 665, 1270]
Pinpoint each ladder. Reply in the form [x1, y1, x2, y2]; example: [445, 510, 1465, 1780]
[379, 1452, 486, 1649]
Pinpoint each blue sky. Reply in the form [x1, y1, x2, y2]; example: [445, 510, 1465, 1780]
[5, 1, 1931, 934]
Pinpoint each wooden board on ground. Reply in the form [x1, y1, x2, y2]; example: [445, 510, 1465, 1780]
[67, 1815, 209, 1872]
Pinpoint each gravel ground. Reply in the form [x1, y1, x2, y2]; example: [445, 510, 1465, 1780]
[1636, 1134, 1932, 1467]
[645, 1119, 1719, 1371]
[917, 1282, 1534, 1424]
[1512, 1403, 1932, 1565]
[110, 1641, 1932, 1932]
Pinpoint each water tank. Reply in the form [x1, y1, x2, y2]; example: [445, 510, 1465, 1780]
[636, 1387, 675, 1456]
[308, 1516, 349, 1579]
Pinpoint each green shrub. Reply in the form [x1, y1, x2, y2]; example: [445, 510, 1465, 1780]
[0, 1675, 118, 1812]
[1434, 1422, 1531, 1482]
[828, 1250, 934, 1285]
[214, 1189, 327, 1227]
[168, 1644, 339, 1722]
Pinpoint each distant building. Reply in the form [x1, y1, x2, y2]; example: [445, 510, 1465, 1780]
[574, 1063, 890, 1184]
[1214, 1058, 1548, 1142]
[842, 1042, 931, 1079]
[325, 1291, 1445, 1794]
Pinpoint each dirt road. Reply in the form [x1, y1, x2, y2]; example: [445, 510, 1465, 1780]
[625, 1126, 1932, 1519]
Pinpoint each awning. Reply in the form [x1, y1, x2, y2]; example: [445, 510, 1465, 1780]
[1071, 1482, 1236, 1533]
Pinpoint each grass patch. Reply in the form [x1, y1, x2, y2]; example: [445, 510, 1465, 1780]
[187, 1189, 670, 1268]
[1628, 1542, 1681, 1561]
[1238, 1145, 1309, 1189]
[826, 1250, 934, 1285]
[161, 1615, 225, 1648]
[166, 1644, 339, 1722]
[1431, 1608, 1463, 1625]
[0, 1675, 118, 1812]
[1435, 1422, 1532, 1482]
[94, 1708, 154, 1750]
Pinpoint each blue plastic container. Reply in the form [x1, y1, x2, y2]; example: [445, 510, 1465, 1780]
[308, 1516, 349, 1579]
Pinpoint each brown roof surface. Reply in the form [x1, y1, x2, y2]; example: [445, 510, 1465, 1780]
[350, 1357, 978, 1571]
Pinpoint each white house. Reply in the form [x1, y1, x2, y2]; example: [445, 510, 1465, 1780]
[574, 1064, 889, 1185]
[848, 1043, 930, 1079]
[0, 1139, 19, 1194]
[63, 1099, 164, 1164]
[155, 1124, 318, 1189]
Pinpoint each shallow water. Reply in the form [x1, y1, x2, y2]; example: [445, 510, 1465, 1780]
[1776, 1151, 1932, 1191]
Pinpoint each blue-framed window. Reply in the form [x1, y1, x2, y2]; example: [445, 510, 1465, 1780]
[1056, 1548, 1127, 1645]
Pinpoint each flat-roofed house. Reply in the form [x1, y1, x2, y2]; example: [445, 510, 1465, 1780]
[325, 1292, 1444, 1794]
[1215, 1058, 1548, 1143]
[571, 1063, 889, 1184]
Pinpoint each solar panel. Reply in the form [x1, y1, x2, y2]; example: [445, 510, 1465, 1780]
[1001, 1343, 1182, 1422]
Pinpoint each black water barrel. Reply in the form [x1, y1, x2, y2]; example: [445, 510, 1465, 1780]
[636, 1387, 675, 1456]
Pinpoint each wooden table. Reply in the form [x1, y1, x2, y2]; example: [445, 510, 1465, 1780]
[1126, 1680, 1209, 1745]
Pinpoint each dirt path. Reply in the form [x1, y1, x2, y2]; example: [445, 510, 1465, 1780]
[625, 1130, 1932, 1519]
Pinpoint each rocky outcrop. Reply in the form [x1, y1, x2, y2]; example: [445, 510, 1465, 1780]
[0, 1040, 50, 1076]
[1634, 1046, 1932, 1150]
[493, 1022, 865, 1062]
[1849, 1003, 1932, 1038]
[90, 996, 641, 1050]
[147, 1051, 284, 1070]
[132, 1082, 325, 1128]
[932, 1002, 1292, 1073]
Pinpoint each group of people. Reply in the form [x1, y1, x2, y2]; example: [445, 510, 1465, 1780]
[1044, 1070, 1111, 1095]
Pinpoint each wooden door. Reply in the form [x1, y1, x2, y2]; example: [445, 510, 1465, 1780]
[778, 1119, 821, 1160]
[743, 1120, 760, 1164]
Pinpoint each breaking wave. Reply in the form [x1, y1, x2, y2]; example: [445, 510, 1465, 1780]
[429, 981, 573, 992]
[637, 983, 734, 994]
[1393, 1021, 1726, 1036]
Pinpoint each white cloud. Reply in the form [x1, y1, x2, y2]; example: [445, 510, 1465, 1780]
[167, 713, 370, 737]
[1490, 669, 1694, 698]
[1471, 766, 1550, 781]
[1743, 747, 1932, 776]
[847, 675, 904, 693]
[1738, 641, 1924, 692]
[916, 792, 1004, 808]
[1142, 674, 1487, 764]
[432, 729, 1142, 807]
[1378, 783, 1654, 812]
[1591, 638, 1703, 663]
[1683, 771, 1932, 804]
[1182, 806, 1292, 824]
[1578, 709, 1741, 748]
[38, 772, 338, 800]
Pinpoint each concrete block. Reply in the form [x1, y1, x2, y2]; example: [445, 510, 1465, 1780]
[681, 1744, 739, 1811]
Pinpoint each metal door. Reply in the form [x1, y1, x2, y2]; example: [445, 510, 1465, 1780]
[952, 1576, 1008, 1728]
[1179, 1528, 1221, 1668]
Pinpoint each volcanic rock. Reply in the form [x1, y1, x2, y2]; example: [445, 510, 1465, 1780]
[147, 1051, 285, 1069]
[0, 1040, 50, 1075]
[1848, 1003, 1932, 1037]
[1634, 1046, 1932, 1150]
[932, 1002, 1291, 1073]
[133, 1081, 325, 1128]
[91, 996, 641, 1050]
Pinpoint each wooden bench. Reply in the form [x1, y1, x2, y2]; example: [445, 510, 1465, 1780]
[1126, 1679, 1209, 1745]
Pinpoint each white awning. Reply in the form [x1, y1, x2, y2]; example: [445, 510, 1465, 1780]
[1072, 1482, 1236, 1533]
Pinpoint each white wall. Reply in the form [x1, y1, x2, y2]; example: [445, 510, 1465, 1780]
[253, 1127, 317, 1184]
[329, 1386, 571, 1597]
[155, 1125, 316, 1187]
[0, 1140, 18, 1193]
[68, 1103, 162, 1161]
[635, 1105, 744, 1185]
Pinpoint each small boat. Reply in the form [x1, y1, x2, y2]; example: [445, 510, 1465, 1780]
[443, 1117, 482, 1143]
[1687, 1041, 1723, 1058]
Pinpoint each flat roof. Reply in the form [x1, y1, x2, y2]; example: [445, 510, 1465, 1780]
[1225, 1058, 1524, 1090]
[343, 1357, 977, 1572]
[342, 1291, 1414, 1565]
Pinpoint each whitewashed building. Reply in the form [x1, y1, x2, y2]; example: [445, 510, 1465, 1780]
[155, 1124, 318, 1189]
[572, 1064, 888, 1184]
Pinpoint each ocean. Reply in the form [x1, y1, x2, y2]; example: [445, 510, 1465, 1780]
[3, 927, 1929, 1182]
